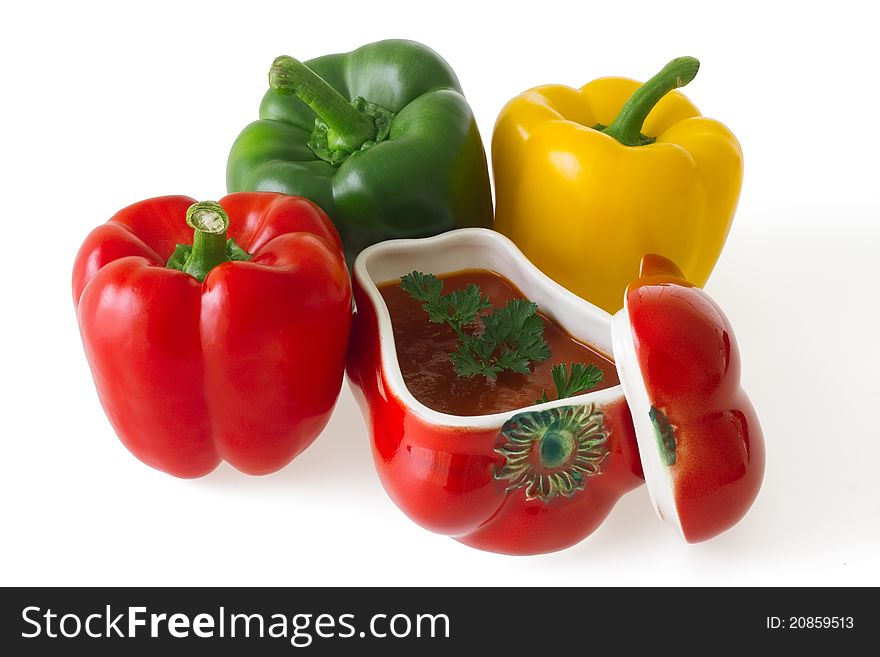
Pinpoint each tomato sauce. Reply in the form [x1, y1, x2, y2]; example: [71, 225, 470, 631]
[378, 269, 618, 416]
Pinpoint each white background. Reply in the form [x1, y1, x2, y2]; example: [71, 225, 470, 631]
[1, 0, 877, 586]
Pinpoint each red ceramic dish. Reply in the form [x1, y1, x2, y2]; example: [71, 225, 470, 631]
[346, 229, 644, 555]
[611, 255, 765, 542]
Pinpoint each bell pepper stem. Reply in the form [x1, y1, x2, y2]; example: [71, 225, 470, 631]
[269, 55, 377, 153]
[602, 57, 700, 147]
[181, 201, 231, 282]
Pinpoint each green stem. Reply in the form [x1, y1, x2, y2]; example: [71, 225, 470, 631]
[602, 56, 700, 147]
[269, 55, 377, 153]
[181, 201, 231, 282]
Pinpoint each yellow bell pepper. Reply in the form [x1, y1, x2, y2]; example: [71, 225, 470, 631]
[492, 57, 742, 313]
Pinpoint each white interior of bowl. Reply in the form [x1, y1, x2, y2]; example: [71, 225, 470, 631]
[353, 228, 625, 429]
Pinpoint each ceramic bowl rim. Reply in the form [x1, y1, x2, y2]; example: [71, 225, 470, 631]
[352, 228, 626, 429]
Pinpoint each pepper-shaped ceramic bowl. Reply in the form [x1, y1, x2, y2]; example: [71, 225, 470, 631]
[346, 228, 644, 555]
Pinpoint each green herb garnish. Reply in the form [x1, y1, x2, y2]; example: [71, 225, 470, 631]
[400, 271, 605, 402]
[536, 362, 605, 404]
[401, 271, 550, 380]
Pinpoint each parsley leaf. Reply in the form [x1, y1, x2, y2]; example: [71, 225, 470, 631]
[537, 362, 604, 404]
[400, 271, 444, 318]
[443, 285, 492, 328]
[483, 299, 550, 374]
[401, 272, 490, 327]
[400, 271, 550, 380]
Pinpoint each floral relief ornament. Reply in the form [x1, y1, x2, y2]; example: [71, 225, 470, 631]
[495, 404, 609, 503]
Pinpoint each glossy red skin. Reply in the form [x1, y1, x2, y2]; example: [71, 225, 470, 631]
[73, 193, 352, 478]
[347, 276, 644, 555]
[627, 255, 764, 542]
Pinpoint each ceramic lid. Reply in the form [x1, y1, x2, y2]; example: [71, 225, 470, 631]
[610, 255, 765, 543]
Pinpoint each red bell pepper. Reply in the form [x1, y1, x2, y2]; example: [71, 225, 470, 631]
[73, 192, 352, 478]
[614, 254, 764, 542]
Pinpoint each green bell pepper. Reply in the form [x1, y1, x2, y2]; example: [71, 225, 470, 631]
[227, 39, 493, 262]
